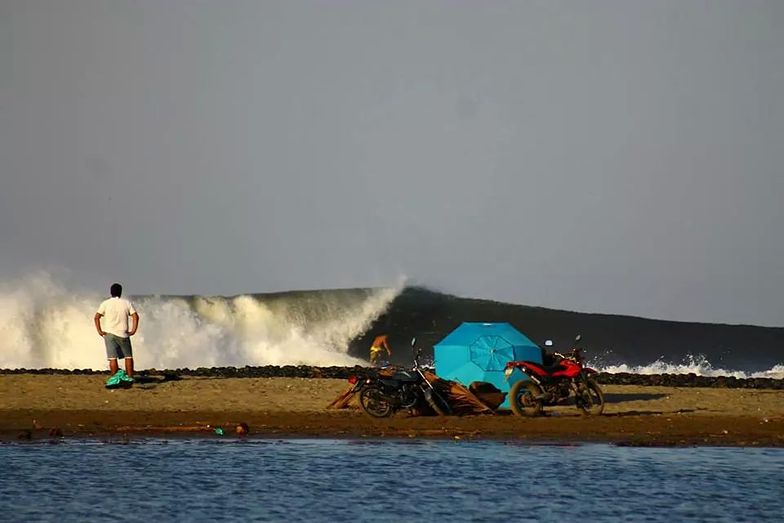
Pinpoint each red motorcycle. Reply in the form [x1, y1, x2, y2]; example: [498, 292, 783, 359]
[504, 335, 604, 417]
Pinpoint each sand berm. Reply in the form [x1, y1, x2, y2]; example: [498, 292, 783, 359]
[2, 370, 783, 446]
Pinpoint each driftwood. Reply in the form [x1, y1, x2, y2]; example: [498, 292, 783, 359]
[326, 385, 360, 410]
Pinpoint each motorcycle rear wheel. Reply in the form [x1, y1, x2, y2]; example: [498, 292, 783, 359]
[359, 386, 394, 418]
[509, 380, 544, 417]
[576, 379, 605, 416]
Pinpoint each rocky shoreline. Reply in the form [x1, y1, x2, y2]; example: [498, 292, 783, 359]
[2, 366, 782, 390]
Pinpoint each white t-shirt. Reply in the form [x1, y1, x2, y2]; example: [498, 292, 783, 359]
[96, 297, 137, 338]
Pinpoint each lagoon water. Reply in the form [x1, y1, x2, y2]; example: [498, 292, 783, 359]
[1, 439, 782, 522]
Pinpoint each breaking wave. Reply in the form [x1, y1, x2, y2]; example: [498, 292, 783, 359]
[592, 355, 784, 380]
[1, 272, 781, 379]
[0, 273, 403, 370]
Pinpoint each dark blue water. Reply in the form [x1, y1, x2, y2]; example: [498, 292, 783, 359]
[1, 439, 781, 522]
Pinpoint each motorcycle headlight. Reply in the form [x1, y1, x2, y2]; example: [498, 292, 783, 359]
[504, 367, 513, 378]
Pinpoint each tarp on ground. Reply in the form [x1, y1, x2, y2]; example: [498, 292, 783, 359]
[434, 322, 543, 408]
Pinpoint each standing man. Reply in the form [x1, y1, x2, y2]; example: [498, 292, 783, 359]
[94, 283, 139, 379]
[369, 334, 392, 367]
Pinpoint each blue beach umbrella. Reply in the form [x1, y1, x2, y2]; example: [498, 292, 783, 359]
[470, 335, 516, 370]
[434, 322, 543, 408]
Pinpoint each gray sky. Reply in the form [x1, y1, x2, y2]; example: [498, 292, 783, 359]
[1, 0, 783, 326]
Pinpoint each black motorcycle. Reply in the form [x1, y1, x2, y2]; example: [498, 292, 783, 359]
[348, 338, 451, 418]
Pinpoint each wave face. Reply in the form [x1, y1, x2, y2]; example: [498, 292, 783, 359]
[0, 273, 401, 370]
[365, 287, 784, 379]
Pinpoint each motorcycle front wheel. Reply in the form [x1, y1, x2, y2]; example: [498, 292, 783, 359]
[509, 380, 544, 417]
[424, 388, 451, 416]
[576, 378, 605, 416]
[359, 386, 394, 418]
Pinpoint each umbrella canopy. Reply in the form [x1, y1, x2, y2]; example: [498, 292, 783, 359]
[434, 322, 543, 408]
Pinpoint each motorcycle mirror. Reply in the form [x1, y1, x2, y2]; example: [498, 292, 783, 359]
[574, 334, 582, 343]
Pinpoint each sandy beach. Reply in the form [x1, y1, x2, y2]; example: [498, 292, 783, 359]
[2, 374, 783, 446]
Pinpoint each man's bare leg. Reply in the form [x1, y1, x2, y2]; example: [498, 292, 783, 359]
[109, 358, 119, 374]
[124, 357, 134, 378]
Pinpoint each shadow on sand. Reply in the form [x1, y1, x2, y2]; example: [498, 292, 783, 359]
[603, 393, 668, 404]
[133, 373, 182, 389]
[603, 408, 705, 417]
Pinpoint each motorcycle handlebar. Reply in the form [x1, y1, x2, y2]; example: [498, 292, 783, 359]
[551, 348, 584, 363]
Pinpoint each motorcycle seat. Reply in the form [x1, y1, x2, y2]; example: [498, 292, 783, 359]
[541, 364, 569, 375]
[520, 360, 568, 376]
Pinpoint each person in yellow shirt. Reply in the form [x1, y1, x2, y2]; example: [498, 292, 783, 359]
[369, 334, 392, 366]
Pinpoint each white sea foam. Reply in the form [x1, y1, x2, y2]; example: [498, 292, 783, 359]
[593, 355, 784, 380]
[0, 272, 403, 370]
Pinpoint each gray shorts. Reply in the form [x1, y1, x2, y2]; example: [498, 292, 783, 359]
[104, 334, 133, 359]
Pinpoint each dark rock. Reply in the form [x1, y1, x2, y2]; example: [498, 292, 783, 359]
[1, 365, 782, 389]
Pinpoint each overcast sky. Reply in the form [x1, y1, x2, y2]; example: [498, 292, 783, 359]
[1, 0, 783, 326]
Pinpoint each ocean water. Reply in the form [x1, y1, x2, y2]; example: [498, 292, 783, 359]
[1, 439, 781, 522]
[1, 272, 782, 378]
